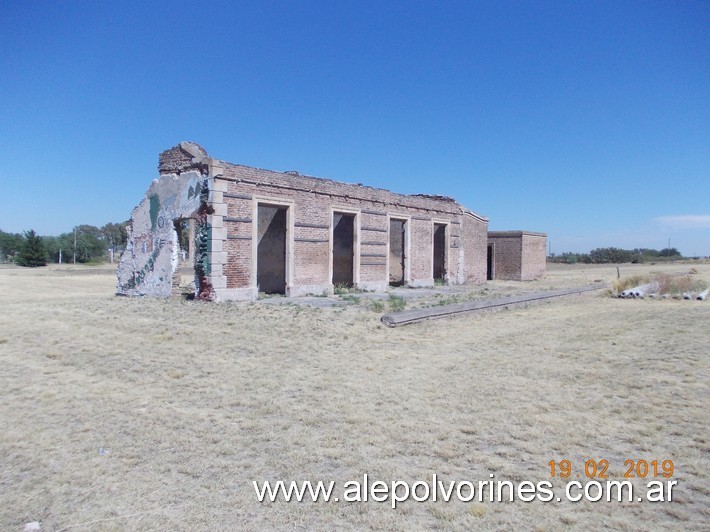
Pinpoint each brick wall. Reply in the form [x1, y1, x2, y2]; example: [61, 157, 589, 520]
[489, 235, 522, 280]
[462, 214, 488, 284]
[409, 217, 435, 284]
[488, 231, 547, 281]
[158, 143, 209, 175]
[121, 143, 547, 301]
[521, 233, 547, 281]
[205, 159, 490, 300]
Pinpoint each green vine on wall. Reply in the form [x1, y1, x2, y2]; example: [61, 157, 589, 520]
[194, 177, 215, 300]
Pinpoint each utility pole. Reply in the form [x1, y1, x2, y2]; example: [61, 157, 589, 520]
[73, 227, 77, 264]
[59, 249, 62, 264]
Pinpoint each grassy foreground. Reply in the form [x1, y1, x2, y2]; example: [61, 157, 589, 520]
[0, 263, 708, 530]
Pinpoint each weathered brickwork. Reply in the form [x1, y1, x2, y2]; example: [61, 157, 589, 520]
[158, 143, 209, 175]
[463, 216, 488, 284]
[521, 233, 547, 280]
[118, 142, 544, 301]
[487, 231, 547, 281]
[201, 156, 490, 300]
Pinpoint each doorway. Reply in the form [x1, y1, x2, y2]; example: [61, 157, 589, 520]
[433, 223, 447, 282]
[389, 218, 406, 286]
[487, 244, 494, 280]
[332, 212, 355, 287]
[257, 204, 288, 294]
[172, 218, 196, 295]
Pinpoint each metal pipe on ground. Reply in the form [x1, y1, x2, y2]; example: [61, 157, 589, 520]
[695, 289, 708, 301]
[621, 282, 659, 298]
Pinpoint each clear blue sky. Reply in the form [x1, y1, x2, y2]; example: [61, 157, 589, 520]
[1, 1, 708, 256]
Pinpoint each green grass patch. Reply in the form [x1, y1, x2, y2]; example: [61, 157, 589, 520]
[388, 294, 407, 312]
[369, 300, 386, 313]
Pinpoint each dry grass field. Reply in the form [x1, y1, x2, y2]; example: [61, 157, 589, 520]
[1, 262, 708, 530]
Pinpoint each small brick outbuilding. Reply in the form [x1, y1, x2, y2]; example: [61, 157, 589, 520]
[117, 142, 500, 301]
[487, 231, 547, 281]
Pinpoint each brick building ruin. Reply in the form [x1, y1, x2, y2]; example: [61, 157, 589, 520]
[116, 142, 546, 300]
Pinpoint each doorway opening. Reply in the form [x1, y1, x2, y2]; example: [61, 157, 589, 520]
[172, 218, 196, 296]
[433, 223, 447, 282]
[332, 212, 355, 288]
[487, 244, 494, 280]
[257, 204, 288, 294]
[173, 218, 195, 264]
[389, 218, 406, 287]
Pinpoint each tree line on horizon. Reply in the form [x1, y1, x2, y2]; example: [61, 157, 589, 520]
[547, 247, 683, 264]
[0, 223, 128, 267]
[0, 227, 693, 268]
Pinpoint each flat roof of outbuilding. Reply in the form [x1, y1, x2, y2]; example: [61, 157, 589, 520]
[488, 230, 547, 237]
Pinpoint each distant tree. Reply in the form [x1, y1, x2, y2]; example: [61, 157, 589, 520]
[101, 221, 128, 253]
[30, 222, 130, 264]
[637, 248, 660, 258]
[547, 251, 592, 264]
[589, 247, 635, 264]
[44, 234, 74, 263]
[0, 230, 24, 262]
[659, 247, 681, 257]
[43, 235, 59, 262]
[559, 252, 579, 264]
[549, 246, 684, 264]
[71, 225, 107, 263]
[16, 230, 47, 267]
[175, 219, 191, 252]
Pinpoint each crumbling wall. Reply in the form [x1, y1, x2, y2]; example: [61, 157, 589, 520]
[116, 171, 206, 297]
[158, 142, 209, 175]
[121, 141, 522, 301]
[212, 170, 479, 298]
